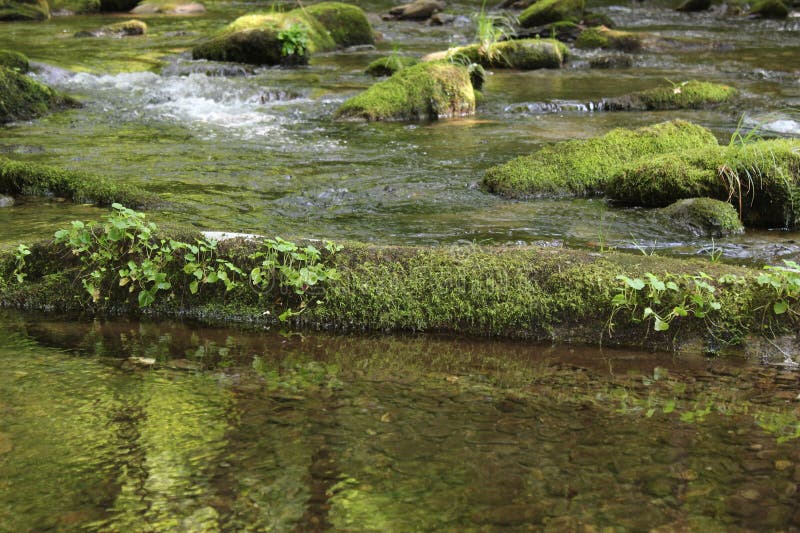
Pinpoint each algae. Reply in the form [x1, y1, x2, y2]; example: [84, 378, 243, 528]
[335, 62, 475, 122]
[482, 120, 718, 198]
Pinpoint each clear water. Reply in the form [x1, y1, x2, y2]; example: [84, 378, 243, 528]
[0, 310, 798, 531]
[0, 1, 798, 261]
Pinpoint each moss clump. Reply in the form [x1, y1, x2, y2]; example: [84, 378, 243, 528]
[0, 157, 160, 208]
[365, 55, 419, 77]
[0, 0, 49, 20]
[607, 139, 800, 229]
[0, 50, 29, 73]
[750, 0, 789, 18]
[0, 66, 78, 124]
[435, 38, 569, 70]
[604, 81, 736, 111]
[661, 197, 744, 237]
[75, 19, 147, 37]
[335, 62, 475, 122]
[483, 120, 718, 198]
[192, 3, 373, 66]
[576, 26, 643, 52]
[518, 0, 584, 27]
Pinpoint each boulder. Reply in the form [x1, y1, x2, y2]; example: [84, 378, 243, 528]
[335, 62, 475, 121]
[423, 38, 568, 70]
[0, 0, 49, 20]
[482, 120, 718, 198]
[0, 66, 78, 124]
[518, 0, 584, 28]
[192, 2, 374, 65]
[661, 198, 744, 237]
[385, 0, 445, 20]
[75, 19, 146, 37]
[575, 26, 643, 52]
[603, 80, 736, 111]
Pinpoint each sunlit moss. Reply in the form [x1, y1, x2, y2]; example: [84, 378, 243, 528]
[365, 55, 418, 77]
[0, 66, 78, 123]
[576, 26, 643, 52]
[518, 0, 584, 27]
[428, 38, 569, 70]
[604, 80, 736, 111]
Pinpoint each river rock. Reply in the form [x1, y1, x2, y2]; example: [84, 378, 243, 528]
[423, 38, 569, 70]
[75, 19, 147, 37]
[0, 195, 13, 207]
[385, 0, 445, 20]
[519, 0, 584, 27]
[131, 1, 206, 14]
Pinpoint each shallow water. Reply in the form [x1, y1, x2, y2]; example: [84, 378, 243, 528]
[0, 310, 798, 531]
[0, 1, 798, 261]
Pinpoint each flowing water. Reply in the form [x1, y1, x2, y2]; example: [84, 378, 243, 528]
[0, 309, 799, 531]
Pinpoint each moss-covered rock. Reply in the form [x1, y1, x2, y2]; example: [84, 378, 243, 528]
[518, 0, 584, 27]
[0, 66, 78, 124]
[130, 0, 205, 14]
[607, 139, 800, 229]
[603, 80, 736, 111]
[0, 50, 29, 73]
[576, 26, 643, 52]
[0, 157, 160, 208]
[365, 55, 418, 77]
[75, 19, 147, 37]
[661, 197, 744, 237]
[335, 62, 475, 121]
[750, 0, 789, 18]
[676, 0, 711, 12]
[483, 120, 718, 198]
[0, 0, 49, 20]
[426, 38, 569, 70]
[385, 0, 445, 20]
[192, 2, 373, 66]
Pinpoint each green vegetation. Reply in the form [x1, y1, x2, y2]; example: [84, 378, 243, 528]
[604, 80, 737, 111]
[335, 62, 475, 121]
[0, 66, 78, 123]
[473, 1, 516, 63]
[432, 38, 569, 70]
[192, 2, 373, 66]
[0, 157, 159, 207]
[365, 55, 419, 77]
[483, 120, 717, 198]
[0, 50, 29, 72]
[661, 197, 744, 237]
[518, 0, 584, 28]
[0, 0, 49, 20]
[750, 0, 789, 18]
[575, 26, 643, 52]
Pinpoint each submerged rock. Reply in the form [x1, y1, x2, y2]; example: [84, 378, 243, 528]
[0, 50, 29, 72]
[603, 80, 736, 111]
[192, 2, 374, 65]
[365, 55, 419, 77]
[589, 55, 633, 69]
[483, 120, 717, 198]
[385, 0, 445, 20]
[0, 0, 49, 20]
[74, 19, 147, 37]
[423, 38, 569, 70]
[335, 62, 475, 121]
[0, 66, 78, 124]
[661, 197, 744, 237]
[518, 0, 584, 27]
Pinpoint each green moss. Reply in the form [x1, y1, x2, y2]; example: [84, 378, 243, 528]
[576, 26, 643, 52]
[192, 2, 373, 65]
[518, 0, 584, 28]
[661, 197, 744, 237]
[75, 19, 147, 37]
[0, 50, 29, 73]
[0, 66, 78, 124]
[0, 0, 49, 20]
[607, 139, 800, 228]
[483, 120, 718, 198]
[0, 157, 160, 208]
[335, 62, 475, 122]
[750, 0, 789, 18]
[441, 38, 569, 70]
[365, 55, 418, 77]
[613, 80, 736, 111]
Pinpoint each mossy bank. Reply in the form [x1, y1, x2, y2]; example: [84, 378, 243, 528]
[2, 207, 799, 355]
[0, 66, 78, 124]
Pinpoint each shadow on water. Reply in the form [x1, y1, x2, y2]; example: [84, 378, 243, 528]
[0, 310, 798, 530]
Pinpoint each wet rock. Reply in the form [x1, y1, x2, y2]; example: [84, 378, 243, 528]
[385, 0, 445, 20]
[423, 38, 569, 70]
[0, 195, 14, 207]
[603, 80, 737, 111]
[131, 1, 206, 14]
[427, 12, 455, 25]
[576, 26, 643, 52]
[589, 55, 633, 69]
[75, 19, 147, 38]
[660, 197, 744, 238]
[519, 0, 584, 27]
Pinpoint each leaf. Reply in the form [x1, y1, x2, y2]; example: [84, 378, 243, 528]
[646, 408, 656, 418]
[663, 400, 676, 414]
[138, 290, 155, 308]
[189, 280, 199, 294]
[773, 300, 788, 315]
[653, 317, 670, 331]
[626, 278, 645, 291]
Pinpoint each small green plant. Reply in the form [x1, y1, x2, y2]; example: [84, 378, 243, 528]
[473, 0, 516, 62]
[179, 237, 244, 295]
[11, 244, 31, 283]
[756, 260, 800, 317]
[278, 23, 309, 58]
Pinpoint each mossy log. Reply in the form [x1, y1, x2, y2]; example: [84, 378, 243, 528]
[2, 229, 798, 354]
[335, 62, 475, 121]
[602, 81, 736, 111]
[483, 120, 718, 198]
[0, 157, 160, 208]
[518, 0, 584, 27]
[192, 2, 374, 65]
[424, 38, 569, 70]
[0, 66, 79, 124]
